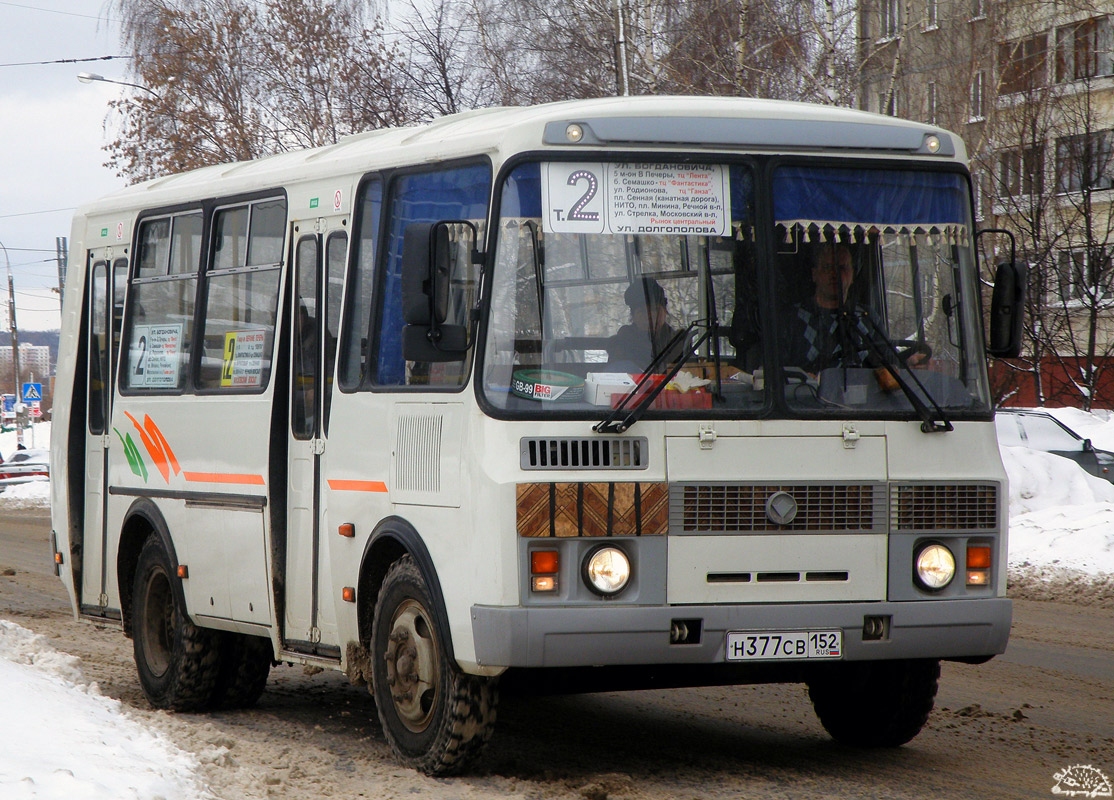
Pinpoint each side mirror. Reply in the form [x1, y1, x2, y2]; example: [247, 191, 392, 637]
[1084, 438, 1095, 453]
[987, 260, 1026, 358]
[401, 221, 476, 362]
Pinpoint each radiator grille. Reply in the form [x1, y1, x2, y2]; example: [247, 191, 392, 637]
[395, 414, 443, 493]
[674, 483, 883, 532]
[891, 483, 998, 531]
[520, 437, 648, 470]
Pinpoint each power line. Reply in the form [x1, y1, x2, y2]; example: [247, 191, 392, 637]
[0, 207, 75, 220]
[0, 54, 131, 69]
[0, 1, 117, 22]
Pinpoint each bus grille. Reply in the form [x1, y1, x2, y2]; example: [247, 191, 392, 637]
[520, 437, 648, 470]
[890, 483, 998, 531]
[674, 483, 884, 533]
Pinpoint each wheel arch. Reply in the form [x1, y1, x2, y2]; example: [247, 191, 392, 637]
[118, 497, 183, 638]
[357, 515, 455, 665]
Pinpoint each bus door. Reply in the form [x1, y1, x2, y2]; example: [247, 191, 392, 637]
[285, 221, 347, 655]
[81, 253, 127, 617]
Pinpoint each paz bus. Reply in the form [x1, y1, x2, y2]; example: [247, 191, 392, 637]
[51, 96, 1023, 774]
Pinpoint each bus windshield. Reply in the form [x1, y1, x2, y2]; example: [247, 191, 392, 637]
[481, 160, 991, 420]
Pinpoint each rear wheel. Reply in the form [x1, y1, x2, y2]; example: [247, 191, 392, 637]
[132, 536, 221, 711]
[370, 556, 498, 776]
[807, 659, 940, 747]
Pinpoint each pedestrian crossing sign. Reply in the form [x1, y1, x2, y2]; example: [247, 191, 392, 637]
[22, 383, 41, 401]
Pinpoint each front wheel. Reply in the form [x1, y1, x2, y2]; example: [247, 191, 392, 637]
[132, 536, 221, 711]
[807, 659, 940, 747]
[370, 556, 498, 775]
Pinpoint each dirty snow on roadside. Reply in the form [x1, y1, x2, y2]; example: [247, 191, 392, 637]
[0, 620, 214, 800]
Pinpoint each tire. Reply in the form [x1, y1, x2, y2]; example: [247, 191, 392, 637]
[132, 536, 221, 711]
[807, 658, 940, 747]
[210, 632, 273, 709]
[370, 556, 498, 776]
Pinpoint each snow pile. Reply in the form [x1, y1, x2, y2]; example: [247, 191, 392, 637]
[0, 620, 213, 800]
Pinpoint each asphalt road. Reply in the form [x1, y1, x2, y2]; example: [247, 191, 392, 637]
[2, 506, 1112, 800]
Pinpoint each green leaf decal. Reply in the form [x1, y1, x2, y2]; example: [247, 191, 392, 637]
[114, 428, 149, 483]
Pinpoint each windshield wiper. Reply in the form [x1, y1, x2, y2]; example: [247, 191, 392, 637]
[594, 320, 711, 434]
[852, 312, 953, 433]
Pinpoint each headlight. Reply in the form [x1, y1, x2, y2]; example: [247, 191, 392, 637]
[915, 543, 955, 590]
[583, 546, 631, 596]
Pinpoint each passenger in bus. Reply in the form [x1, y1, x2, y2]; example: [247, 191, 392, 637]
[781, 241, 874, 375]
[607, 276, 686, 371]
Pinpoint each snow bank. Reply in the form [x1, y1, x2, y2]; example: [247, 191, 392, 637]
[1000, 423, 1114, 578]
[0, 620, 213, 800]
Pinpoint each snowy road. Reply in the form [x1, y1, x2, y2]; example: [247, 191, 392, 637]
[2, 506, 1112, 800]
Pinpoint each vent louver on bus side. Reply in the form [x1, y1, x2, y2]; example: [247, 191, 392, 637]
[520, 437, 649, 470]
[395, 414, 443, 493]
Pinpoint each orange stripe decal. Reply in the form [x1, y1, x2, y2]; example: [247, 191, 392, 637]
[328, 479, 388, 493]
[183, 472, 266, 486]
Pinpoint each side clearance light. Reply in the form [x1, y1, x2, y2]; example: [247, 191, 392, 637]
[342, 586, 356, 603]
[338, 523, 355, 538]
[966, 544, 992, 587]
[530, 550, 559, 593]
[177, 565, 189, 579]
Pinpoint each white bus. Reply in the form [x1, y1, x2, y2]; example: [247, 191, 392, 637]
[51, 96, 1023, 775]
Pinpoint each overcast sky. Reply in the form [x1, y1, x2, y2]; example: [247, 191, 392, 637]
[0, 0, 126, 329]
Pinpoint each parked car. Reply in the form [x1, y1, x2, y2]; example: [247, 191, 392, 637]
[995, 409, 1114, 482]
[0, 448, 50, 485]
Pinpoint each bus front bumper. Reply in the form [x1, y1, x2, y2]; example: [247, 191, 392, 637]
[470, 598, 1011, 669]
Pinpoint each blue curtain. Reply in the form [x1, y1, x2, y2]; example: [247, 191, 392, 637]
[773, 166, 967, 227]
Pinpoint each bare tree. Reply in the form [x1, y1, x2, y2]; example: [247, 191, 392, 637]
[106, 0, 409, 181]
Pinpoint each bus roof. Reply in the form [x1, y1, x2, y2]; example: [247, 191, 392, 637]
[77, 95, 964, 217]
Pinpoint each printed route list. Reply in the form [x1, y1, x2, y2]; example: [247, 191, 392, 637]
[542, 162, 730, 236]
[608, 164, 729, 235]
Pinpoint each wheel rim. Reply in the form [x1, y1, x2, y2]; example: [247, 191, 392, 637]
[140, 567, 174, 678]
[383, 598, 440, 733]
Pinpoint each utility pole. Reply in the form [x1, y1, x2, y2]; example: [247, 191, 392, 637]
[55, 236, 68, 311]
[614, 0, 630, 96]
[0, 241, 21, 448]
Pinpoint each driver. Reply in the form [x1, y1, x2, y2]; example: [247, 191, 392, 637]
[781, 242, 873, 374]
[782, 241, 929, 377]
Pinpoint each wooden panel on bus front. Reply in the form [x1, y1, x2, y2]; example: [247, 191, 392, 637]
[516, 482, 667, 537]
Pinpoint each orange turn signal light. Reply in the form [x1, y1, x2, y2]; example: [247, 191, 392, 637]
[338, 523, 355, 538]
[967, 545, 992, 569]
[342, 586, 356, 603]
[530, 550, 559, 575]
[53, 552, 63, 564]
[177, 565, 189, 579]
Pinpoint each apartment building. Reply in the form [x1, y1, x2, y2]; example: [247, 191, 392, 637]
[859, 0, 1114, 407]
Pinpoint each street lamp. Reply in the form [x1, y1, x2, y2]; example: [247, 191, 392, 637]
[77, 71, 162, 100]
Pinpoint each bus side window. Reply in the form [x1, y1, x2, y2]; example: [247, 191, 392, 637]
[123, 214, 199, 393]
[373, 162, 491, 389]
[197, 198, 285, 391]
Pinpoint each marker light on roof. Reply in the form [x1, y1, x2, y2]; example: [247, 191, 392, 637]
[925, 134, 942, 154]
[566, 123, 584, 143]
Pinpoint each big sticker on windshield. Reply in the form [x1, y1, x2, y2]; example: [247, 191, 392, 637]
[542, 162, 729, 236]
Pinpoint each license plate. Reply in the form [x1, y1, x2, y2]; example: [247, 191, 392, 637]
[725, 630, 842, 661]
